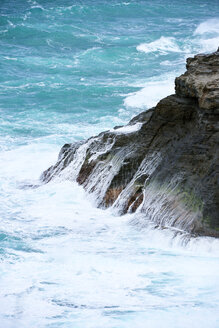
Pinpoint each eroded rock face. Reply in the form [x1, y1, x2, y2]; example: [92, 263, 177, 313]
[41, 49, 219, 237]
[175, 50, 219, 110]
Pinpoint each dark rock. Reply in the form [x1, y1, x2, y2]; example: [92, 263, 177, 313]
[175, 49, 219, 110]
[41, 49, 219, 237]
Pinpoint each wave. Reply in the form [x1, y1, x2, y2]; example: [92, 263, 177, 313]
[199, 36, 219, 53]
[194, 18, 219, 53]
[1, 140, 218, 256]
[28, 0, 46, 11]
[124, 76, 175, 110]
[194, 18, 219, 36]
[137, 19, 219, 58]
[129, 215, 219, 255]
[133, 19, 219, 112]
[136, 36, 181, 54]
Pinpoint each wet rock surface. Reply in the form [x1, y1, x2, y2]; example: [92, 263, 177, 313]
[41, 50, 219, 237]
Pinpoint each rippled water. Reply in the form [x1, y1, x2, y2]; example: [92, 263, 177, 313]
[0, 1, 219, 327]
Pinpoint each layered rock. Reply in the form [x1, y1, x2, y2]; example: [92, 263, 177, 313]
[175, 48, 219, 110]
[41, 49, 219, 237]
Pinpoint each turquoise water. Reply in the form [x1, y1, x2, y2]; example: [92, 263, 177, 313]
[1, 0, 219, 150]
[0, 1, 219, 327]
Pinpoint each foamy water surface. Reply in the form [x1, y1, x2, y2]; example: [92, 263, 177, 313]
[0, 1, 219, 327]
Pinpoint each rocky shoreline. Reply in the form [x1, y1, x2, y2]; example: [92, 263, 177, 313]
[41, 49, 219, 237]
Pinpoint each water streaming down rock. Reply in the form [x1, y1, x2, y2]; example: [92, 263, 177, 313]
[41, 49, 219, 237]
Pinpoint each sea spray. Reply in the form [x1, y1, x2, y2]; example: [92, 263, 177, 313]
[1, 1, 219, 327]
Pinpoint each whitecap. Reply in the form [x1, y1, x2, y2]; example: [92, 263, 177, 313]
[136, 36, 181, 54]
[28, 0, 46, 11]
[165, 18, 183, 23]
[124, 77, 175, 110]
[194, 18, 219, 36]
[200, 36, 219, 53]
[4, 56, 18, 61]
[0, 29, 8, 34]
[7, 20, 14, 27]
[193, 18, 219, 54]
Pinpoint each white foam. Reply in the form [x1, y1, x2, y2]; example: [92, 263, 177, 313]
[28, 0, 46, 11]
[124, 77, 175, 110]
[0, 143, 59, 181]
[4, 56, 18, 61]
[137, 36, 181, 54]
[200, 36, 219, 53]
[194, 18, 219, 36]
[0, 134, 219, 328]
[111, 122, 142, 134]
[193, 18, 219, 53]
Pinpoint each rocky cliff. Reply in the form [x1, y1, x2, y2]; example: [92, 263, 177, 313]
[41, 49, 219, 237]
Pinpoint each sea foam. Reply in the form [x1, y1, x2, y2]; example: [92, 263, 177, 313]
[194, 18, 219, 53]
[194, 18, 219, 36]
[124, 77, 175, 110]
[1, 3, 219, 327]
[137, 36, 181, 54]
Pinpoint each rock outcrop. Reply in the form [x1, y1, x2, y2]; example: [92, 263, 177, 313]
[41, 49, 219, 237]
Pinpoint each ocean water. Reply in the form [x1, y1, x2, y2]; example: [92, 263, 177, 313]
[0, 1, 219, 327]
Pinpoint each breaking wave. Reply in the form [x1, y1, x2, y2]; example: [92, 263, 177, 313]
[124, 76, 175, 110]
[137, 36, 181, 54]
